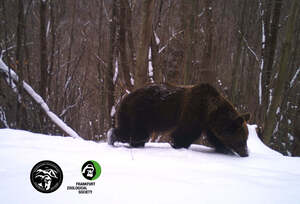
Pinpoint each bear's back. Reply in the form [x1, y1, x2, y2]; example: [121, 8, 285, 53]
[117, 83, 186, 131]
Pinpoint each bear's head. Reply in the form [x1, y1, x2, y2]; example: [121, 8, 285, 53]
[222, 113, 250, 157]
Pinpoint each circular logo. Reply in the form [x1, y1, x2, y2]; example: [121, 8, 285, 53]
[30, 160, 63, 193]
[81, 160, 101, 180]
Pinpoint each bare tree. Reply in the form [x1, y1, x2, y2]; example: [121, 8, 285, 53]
[199, 0, 215, 85]
[39, 0, 48, 129]
[135, 0, 155, 88]
[119, 0, 133, 91]
[260, 0, 283, 122]
[181, 0, 196, 85]
[15, 0, 26, 129]
[105, 0, 117, 127]
[263, 0, 299, 144]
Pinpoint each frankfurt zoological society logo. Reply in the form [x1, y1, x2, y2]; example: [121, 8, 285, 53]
[81, 160, 101, 180]
[30, 160, 63, 193]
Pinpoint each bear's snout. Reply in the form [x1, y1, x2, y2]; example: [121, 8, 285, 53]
[235, 146, 249, 157]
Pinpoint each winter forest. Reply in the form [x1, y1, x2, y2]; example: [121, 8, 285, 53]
[0, 0, 299, 156]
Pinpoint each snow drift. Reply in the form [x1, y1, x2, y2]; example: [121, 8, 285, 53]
[0, 125, 300, 204]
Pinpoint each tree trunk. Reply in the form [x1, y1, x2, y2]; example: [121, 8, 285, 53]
[135, 0, 155, 88]
[181, 0, 196, 85]
[39, 0, 48, 130]
[119, 0, 133, 91]
[264, 0, 282, 90]
[48, 0, 56, 98]
[15, 0, 25, 129]
[262, 0, 283, 115]
[106, 0, 117, 127]
[151, 31, 161, 83]
[263, 0, 299, 144]
[199, 0, 215, 85]
[292, 97, 300, 156]
[39, 0, 48, 101]
[96, 0, 106, 136]
[125, 0, 136, 70]
[231, 1, 247, 106]
[258, 0, 272, 123]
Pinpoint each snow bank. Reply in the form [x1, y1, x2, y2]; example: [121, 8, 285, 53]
[247, 124, 282, 156]
[0, 126, 300, 204]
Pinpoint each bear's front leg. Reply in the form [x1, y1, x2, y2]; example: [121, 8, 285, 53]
[129, 126, 149, 148]
[206, 130, 234, 155]
[170, 126, 201, 149]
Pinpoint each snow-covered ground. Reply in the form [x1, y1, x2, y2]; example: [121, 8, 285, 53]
[1, 125, 300, 204]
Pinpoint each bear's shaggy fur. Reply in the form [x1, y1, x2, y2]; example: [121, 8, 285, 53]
[108, 83, 250, 157]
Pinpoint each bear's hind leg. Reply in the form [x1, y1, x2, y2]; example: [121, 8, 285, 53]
[111, 127, 131, 145]
[206, 130, 233, 155]
[170, 126, 201, 149]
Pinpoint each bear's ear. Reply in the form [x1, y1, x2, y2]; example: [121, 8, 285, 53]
[240, 112, 251, 122]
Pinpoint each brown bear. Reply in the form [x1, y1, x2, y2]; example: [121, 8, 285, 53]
[108, 83, 250, 157]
